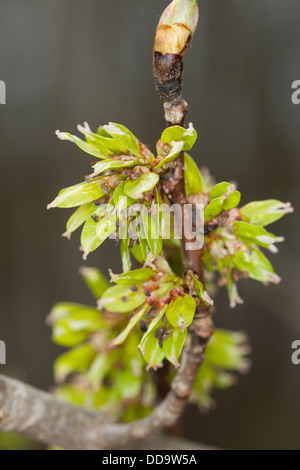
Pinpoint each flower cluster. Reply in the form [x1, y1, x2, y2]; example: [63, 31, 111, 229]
[48, 120, 292, 414]
[48, 264, 250, 417]
[48, 122, 197, 267]
[201, 182, 293, 307]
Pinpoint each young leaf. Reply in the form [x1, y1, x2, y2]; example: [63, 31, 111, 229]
[97, 126, 114, 138]
[163, 327, 187, 368]
[86, 354, 113, 390]
[204, 197, 225, 221]
[54, 344, 96, 383]
[114, 370, 143, 400]
[52, 310, 105, 347]
[192, 328, 249, 409]
[113, 182, 135, 209]
[78, 124, 128, 155]
[95, 209, 117, 245]
[223, 190, 241, 211]
[56, 131, 108, 159]
[130, 243, 147, 264]
[91, 158, 137, 177]
[240, 200, 293, 227]
[234, 221, 280, 248]
[48, 303, 98, 324]
[232, 247, 281, 284]
[210, 182, 236, 201]
[204, 191, 241, 221]
[139, 307, 167, 355]
[120, 236, 131, 273]
[48, 180, 105, 209]
[205, 329, 248, 370]
[110, 305, 149, 348]
[227, 275, 244, 309]
[166, 295, 196, 332]
[79, 266, 110, 299]
[142, 331, 166, 368]
[81, 217, 102, 259]
[99, 285, 146, 313]
[154, 141, 184, 169]
[138, 225, 151, 261]
[190, 274, 214, 306]
[124, 173, 159, 199]
[104, 123, 142, 158]
[161, 124, 197, 151]
[184, 153, 204, 196]
[63, 202, 97, 239]
[111, 268, 157, 286]
[141, 206, 163, 258]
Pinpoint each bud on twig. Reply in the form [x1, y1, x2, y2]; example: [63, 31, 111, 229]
[153, 0, 199, 124]
[154, 0, 199, 56]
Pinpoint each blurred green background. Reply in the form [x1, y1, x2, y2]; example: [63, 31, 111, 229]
[0, 0, 299, 450]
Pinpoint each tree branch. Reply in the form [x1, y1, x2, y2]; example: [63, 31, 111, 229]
[0, 374, 212, 450]
[0, 327, 207, 449]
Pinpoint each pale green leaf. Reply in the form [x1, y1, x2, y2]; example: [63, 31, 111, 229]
[206, 330, 247, 370]
[111, 268, 157, 286]
[81, 217, 102, 259]
[99, 285, 146, 313]
[166, 295, 196, 332]
[139, 307, 166, 355]
[48, 302, 98, 324]
[113, 182, 136, 210]
[54, 344, 96, 383]
[56, 131, 108, 159]
[91, 158, 137, 177]
[184, 153, 204, 196]
[138, 226, 151, 261]
[110, 305, 149, 347]
[104, 123, 142, 158]
[142, 331, 165, 368]
[87, 354, 113, 390]
[234, 221, 280, 248]
[240, 199, 293, 227]
[141, 206, 163, 258]
[48, 180, 104, 209]
[78, 124, 128, 155]
[130, 243, 146, 264]
[163, 327, 187, 368]
[115, 370, 143, 400]
[79, 266, 110, 299]
[124, 173, 159, 199]
[210, 182, 236, 201]
[95, 209, 117, 246]
[161, 124, 197, 151]
[63, 202, 97, 238]
[190, 274, 214, 306]
[223, 191, 241, 211]
[120, 237, 131, 273]
[204, 191, 241, 221]
[155, 141, 184, 170]
[232, 247, 281, 284]
[52, 310, 105, 347]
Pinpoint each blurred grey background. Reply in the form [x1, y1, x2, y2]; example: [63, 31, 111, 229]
[0, 0, 299, 450]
